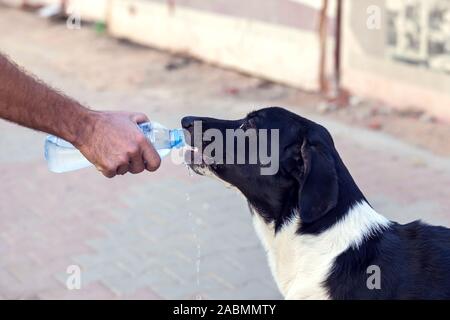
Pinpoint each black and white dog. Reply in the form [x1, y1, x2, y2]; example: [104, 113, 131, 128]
[181, 107, 450, 300]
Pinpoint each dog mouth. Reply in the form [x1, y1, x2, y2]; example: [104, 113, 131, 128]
[184, 147, 219, 176]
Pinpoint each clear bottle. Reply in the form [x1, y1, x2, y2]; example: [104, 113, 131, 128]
[44, 122, 185, 173]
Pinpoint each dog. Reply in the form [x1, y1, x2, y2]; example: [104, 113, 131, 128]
[181, 107, 450, 300]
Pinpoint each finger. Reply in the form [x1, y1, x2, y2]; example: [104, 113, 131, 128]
[142, 142, 161, 172]
[95, 164, 115, 178]
[130, 113, 150, 124]
[102, 168, 116, 179]
[129, 151, 145, 174]
[116, 163, 129, 175]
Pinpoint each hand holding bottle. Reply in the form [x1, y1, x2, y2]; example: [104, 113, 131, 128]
[0, 53, 172, 178]
[61, 111, 161, 178]
[45, 111, 185, 176]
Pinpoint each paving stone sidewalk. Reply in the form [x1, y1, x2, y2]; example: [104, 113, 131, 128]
[0, 8, 449, 299]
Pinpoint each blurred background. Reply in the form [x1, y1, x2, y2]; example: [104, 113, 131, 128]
[0, 0, 449, 299]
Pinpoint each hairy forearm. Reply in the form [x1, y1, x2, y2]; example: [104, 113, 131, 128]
[0, 53, 161, 177]
[0, 53, 93, 144]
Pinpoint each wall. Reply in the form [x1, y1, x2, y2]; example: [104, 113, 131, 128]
[342, 0, 450, 121]
[106, 0, 335, 91]
[2, 0, 336, 91]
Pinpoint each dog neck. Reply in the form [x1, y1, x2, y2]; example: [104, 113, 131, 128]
[251, 201, 391, 300]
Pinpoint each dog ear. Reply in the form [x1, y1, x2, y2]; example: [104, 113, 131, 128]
[296, 138, 339, 224]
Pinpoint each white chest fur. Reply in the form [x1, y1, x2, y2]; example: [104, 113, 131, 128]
[252, 201, 391, 300]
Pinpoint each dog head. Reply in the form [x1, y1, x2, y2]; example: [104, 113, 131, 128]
[181, 107, 363, 232]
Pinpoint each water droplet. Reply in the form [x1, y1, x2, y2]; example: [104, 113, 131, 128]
[185, 164, 194, 177]
[196, 245, 201, 286]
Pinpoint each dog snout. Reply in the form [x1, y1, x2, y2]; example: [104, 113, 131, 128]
[181, 116, 205, 147]
[181, 116, 197, 130]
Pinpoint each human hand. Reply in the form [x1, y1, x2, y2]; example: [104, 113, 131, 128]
[74, 111, 161, 178]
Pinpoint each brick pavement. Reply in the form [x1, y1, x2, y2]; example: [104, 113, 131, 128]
[0, 8, 449, 299]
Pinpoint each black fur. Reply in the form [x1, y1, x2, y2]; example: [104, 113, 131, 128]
[182, 107, 450, 300]
[182, 107, 366, 232]
[327, 222, 450, 299]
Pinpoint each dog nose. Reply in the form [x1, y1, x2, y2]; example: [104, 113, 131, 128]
[181, 116, 196, 129]
[181, 117, 202, 130]
[181, 116, 202, 147]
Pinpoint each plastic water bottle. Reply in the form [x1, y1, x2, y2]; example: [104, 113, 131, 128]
[44, 122, 185, 173]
